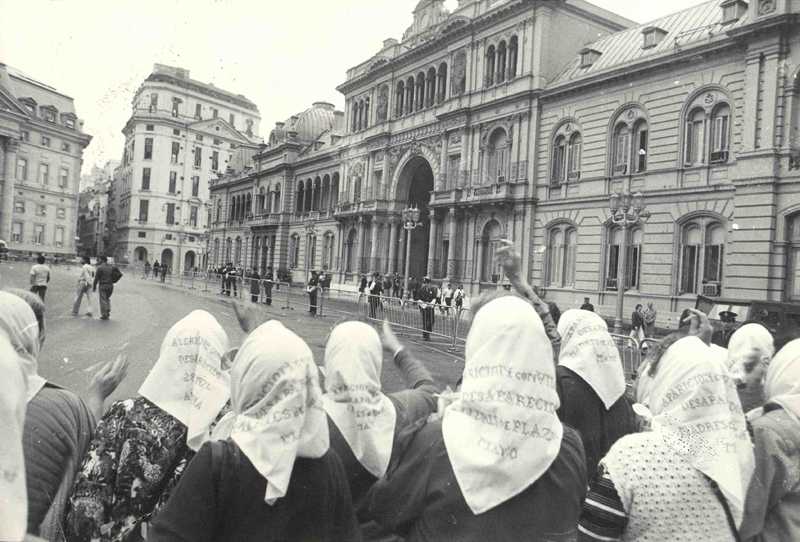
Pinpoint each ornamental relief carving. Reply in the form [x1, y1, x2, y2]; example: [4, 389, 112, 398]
[480, 118, 514, 148]
[758, 0, 775, 15]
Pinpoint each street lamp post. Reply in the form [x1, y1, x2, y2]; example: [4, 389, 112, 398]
[402, 206, 422, 298]
[609, 191, 649, 334]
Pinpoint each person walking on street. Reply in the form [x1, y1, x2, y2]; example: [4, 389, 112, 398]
[263, 266, 274, 305]
[160, 264, 168, 283]
[358, 273, 368, 299]
[29, 254, 51, 301]
[454, 284, 465, 311]
[392, 272, 402, 298]
[417, 276, 438, 340]
[153, 261, 160, 281]
[308, 270, 320, 315]
[93, 256, 120, 320]
[442, 282, 453, 314]
[144, 261, 151, 279]
[580, 297, 595, 312]
[247, 268, 260, 303]
[368, 272, 383, 319]
[72, 256, 95, 317]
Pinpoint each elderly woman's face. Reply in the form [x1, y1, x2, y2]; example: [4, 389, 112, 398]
[729, 351, 768, 410]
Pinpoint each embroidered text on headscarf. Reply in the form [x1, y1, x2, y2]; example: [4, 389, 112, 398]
[138, 310, 231, 451]
[442, 296, 563, 514]
[323, 321, 396, 478]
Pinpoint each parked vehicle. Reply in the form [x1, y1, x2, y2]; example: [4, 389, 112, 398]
[695, 295, 800, 349]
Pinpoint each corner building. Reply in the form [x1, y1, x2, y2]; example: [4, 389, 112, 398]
[209, 0, 800, 325]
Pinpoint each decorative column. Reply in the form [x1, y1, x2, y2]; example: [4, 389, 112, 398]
[356, 216, 366, 273]
[426, 209, 437, 277]
[437, 133, 448, 191]
[446, 207, 457, 281]
[369, 219, 380, 272]
[1, 139, 19, 244]
[397, 221, 406, 276]
[387, 218, 398, 273]
[475, 235, 484, 284]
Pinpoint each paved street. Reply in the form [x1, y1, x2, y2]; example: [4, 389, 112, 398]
[0, 262, 464, 405]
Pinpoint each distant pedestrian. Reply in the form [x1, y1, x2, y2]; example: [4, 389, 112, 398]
[308, 270, 320, 315]
[29, 254, 51, 301]
[368, 272, 383, 319]
[630, 303, 645, 342]
[93, 255, 120, 320]
[417, 276, 438, 340]
[580, 297, 595, 312]
[72, 256, 95, 317]
[454, 284, 465, 310]
[247, 268, 260, 303]
[153, 261, 160, 280]
[144, 261, 151, 279]
[263, 266, 274, 305]
[408, 275, 420, 301]
[442, 282, 453, 314]
[358, 274, 367, 296]
[160, 264, 168, 283]
[392, 272, 402, 298]
[643, 302, 657, 338]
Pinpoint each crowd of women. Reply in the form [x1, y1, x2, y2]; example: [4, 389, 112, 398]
[0, 240, 798, 541]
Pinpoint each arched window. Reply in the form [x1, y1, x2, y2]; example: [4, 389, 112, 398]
[234, 237, 242, 264]
[352, 102, 358, 132]
[437, 63, 447, 103]
[215, 200, 221, 222]
[225, 238, 232, 261]
[406, 76, 415, 114]
[497, 41, 507, 83]
[480, 220, 503, 282]
[289, 234, 300, 269]
[245, 193, 252, 217]
[416, 72, 425, 112]
[274, 184, 281, 213]
[396, 81, 405, 117]
[452, 50, 467, 96]
[345, 228, 357, 273]
[322, 174, 331, 212]
[331, 174, 339, 208]
[613, 123, 631, 175]
[710, 103, 731, 163]
[353, 177, 362, 203]
[633, 120, 649, 173]
[486, 128, 509, 183]
[305, 179, 313, 212]
[508, 36, 518, 79]
[313, 177, 322, 211]
[307, 234, 317, 270]
[213, 238, 220, 265]
[567, 132, 582, 179]
[786, 214, 800, 300]
[258, 187, 265, 213]
[426, 68, 436, 108]
[364, 98, 370, 129]
[679, 217, 725, 295]
[322, 232, 335, 269]
[546, 224, 577, 288]
[605, 226, 643, 290]
[551, 135, 567, 184]
[485, 45, 496, 87]
[296, 183, 304, 214]
[685, 108, 707, 165]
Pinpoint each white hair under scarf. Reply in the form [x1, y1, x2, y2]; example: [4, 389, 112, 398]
[0, 330, 29, 542]
[0, 291, 46, 401]
[752, 338, 800, 425]
[442, 295, 563, 515]
[214, 320, 329, 504]
[638, 336, 755, 526]
[727, 323, 774, 369]
[557, 309, 626, 409]
[138, 310, 231, 451]
[323, 321, 396, 478]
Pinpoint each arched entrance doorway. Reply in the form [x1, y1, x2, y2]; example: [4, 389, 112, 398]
[184, 250, 196, 271]
[133, 246, 148, 264]
[345, 228, 357, 273]
[395, 156, 434, 278]
[161, 248, 174, 273]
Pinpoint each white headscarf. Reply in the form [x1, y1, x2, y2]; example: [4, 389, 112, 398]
[647, 336, 755, 526]
[214, 320, 329, 504]
[727, 323, 774, 369]
[557, 309, 626, 409]
[442, 296, 563, 514]
[0, 291, 46, 401]
[758, 339, 800, 425]
[0, 331, 29, 542]
[138, 310, 231, 451]
[323, 321, 396, 478]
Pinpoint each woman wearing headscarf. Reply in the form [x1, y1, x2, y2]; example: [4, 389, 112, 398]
[556, 309, 636, 477]
[740, 339, 800, 541]
[727, 323, 775, 412]
[323, 321, 438, 506]
[0, 290, 120, 541]
[148, 320, 360, 542]
[367, 296, 587, 541]
[0, 330, 29, 542]
[579, 336, 755, 541]
[65, 310, 231, 542]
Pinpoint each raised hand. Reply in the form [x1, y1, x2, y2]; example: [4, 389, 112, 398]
[382, 320, 403, 358]
[86, 354, 129, 420]
[682, 308, 713, 345]
[495, 239, 521, 280]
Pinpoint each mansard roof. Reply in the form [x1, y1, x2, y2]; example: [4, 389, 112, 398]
[550, 0, 749, 87]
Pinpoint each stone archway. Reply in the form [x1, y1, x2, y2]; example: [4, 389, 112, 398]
[133, 246, 148, 263]
[395, 155, 434, 279]
[184, 250, 196, 271]
[161, 248, 174, 272]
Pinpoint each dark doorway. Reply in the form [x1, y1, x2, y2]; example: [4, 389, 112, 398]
[399, 157, 434, 279]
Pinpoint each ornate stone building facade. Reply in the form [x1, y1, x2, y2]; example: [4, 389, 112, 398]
[209, 0, 800, 323]
[0, 63, 92, 257]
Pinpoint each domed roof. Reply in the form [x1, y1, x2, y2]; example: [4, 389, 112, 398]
[292, 102, 337, 142]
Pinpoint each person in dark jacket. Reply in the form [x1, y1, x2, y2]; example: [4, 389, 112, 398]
[148, 321, 360, 542]
[416, 276, 438, 340]
[556, 309, 636, 477]
[631, 303, 645, 342]
[368, 272, 383, 319]
[366, 296, 587, 542]
[308, 270, 320, 315]
[247, 268, 260, 303]
[580, 297, 595, 312]
[93, 255, 116, 320]
[263, 266, 274, 305]
[359, 274, 368, 296]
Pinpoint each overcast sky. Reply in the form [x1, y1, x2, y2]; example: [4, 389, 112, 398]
[0, 0, 707, 174]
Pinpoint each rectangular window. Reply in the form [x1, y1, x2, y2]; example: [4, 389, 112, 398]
[141, 167, 151, 190]
[37, 204, 46, 216]
[138, 231, 146, 238]
[213, 138, 222, 146]
[57, 207, 66, 219]
[190, 206, 198, 227]
[14, 199, 25, 213]
[171, 141, 180, 163]
[34, 224, 45, 244]
[138, 200, 149, 222]
[194, 147, 202, 168]
[59, 167, 69, 188]
[20, 130, 29, 142]
[39, 163, 50, 185]
[55, 227, 64, 247]
[150, 93, 158, 112]
[686, 120, 705, 164]
[168, 171, 177, 194]
[44, 110, 56, 123]
[636, 128, 648, 172]
[447, 155, 460, 188]
[191, 176, 200, 197]
[567, 138, 582, 177]
[211, 150, 219, 171]
[626, 245, 641, 289]
[196, 134, 204, 142]
[614, 132, 630, 170]
[212, 108, 218, 119]
[229, 113, 235, 127]
[144, 137, 153, 160]
[703, 244, 724, 283]
[171, 99, 180, 117]
[606, 244, 620, 288]
[195, 103, 202, 120]
[41, 135, 51, 147]
[64, 117, 75, 129]
[61, 142, 71, 152]
[11, 222, 22, 242]
[166, 203, 175, 225]
[681, 245, 698, 294]
[146, 124, 154, 131]
[16, 158, 27, 181]
[173, 129, 180, 136]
